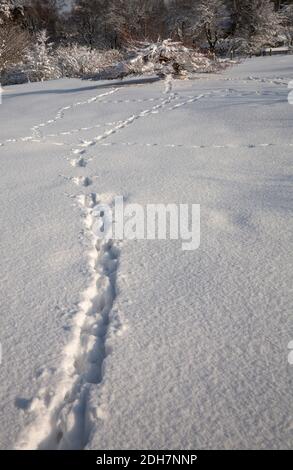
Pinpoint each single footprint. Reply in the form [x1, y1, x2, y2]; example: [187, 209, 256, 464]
[73, 176, 92, 187]
[70, 158, 87, 168]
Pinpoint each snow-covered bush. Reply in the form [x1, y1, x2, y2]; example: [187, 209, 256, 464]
[1, 38, 231, 86]
[3, 38, 125, 84]
[1, 29, 60, 85]
[56, 44, 123, 78]
[239, 0, 282, 53]
[216, 37, 249, 56]
[23, 30, 60, 82]
[130, 40, 215, 75]
[90, 39, 223, 81]
[0, 62, 27, 84]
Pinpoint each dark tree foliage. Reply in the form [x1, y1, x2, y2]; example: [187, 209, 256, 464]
[1, 0, 293, 49]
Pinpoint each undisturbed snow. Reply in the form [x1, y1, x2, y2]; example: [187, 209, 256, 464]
[0, 56, 293, 450]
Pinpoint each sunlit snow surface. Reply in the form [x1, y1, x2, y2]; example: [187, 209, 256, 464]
[0, 56, 293, 449]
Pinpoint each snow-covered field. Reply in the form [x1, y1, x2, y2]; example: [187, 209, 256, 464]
[0, 55, 293, 450]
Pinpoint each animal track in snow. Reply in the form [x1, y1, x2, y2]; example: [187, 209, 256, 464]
[169, 93, 205, 110]
[73, 176, 93, 187]
[169, 75, 289, 87]
[0, 88, 121, 149]
[98, 96, 169, 104]
[43, 121, 123, 140]
[1, 84, 287, 149]
[98, 141, 293, 150]
[70, 93, 178, 156]
[15, 193, 123, 450]
[246, 76, 289, 86]
[30, 88, 120, 140]
[72, 148, 86, 155]
[70, 158, 87, 168]
[60, 174, 97, 187]
[13, 72, 292, 450]
[164, 74, 173, 94]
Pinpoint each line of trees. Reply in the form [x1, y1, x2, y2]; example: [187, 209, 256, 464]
[1, 1, 293, 47]
[1, 1, 293, 48]
[1, 0, 293, 82]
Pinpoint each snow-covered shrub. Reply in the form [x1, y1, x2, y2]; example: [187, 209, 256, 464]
[56, 44, 123, 78]
[1, 37, 125, 84]
[216, 37, 250, 56]
[23, 30, 61, 82]
[239, 0, 282, 54]
[130, 40, 213, 74]
[0, 62, 28, 85]
[91, 39, 222, 81]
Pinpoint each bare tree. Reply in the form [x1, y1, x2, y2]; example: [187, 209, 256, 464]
[69, 0, 109, 48]
[107, 0, 167, 44]
[19, 0, 60, 37]
[164, 0, 195, 43]
[0, 22, 30, 71]
[193, 0, 227, 52]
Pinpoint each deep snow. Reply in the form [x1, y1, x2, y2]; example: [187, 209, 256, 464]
[0, 56, 293, 450]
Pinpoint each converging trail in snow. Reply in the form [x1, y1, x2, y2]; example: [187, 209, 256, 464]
[14, 87, 125, 449]
[15, 79, 182, 449]
[0, 88, 120, 147]
[0, 56, 293, 450]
